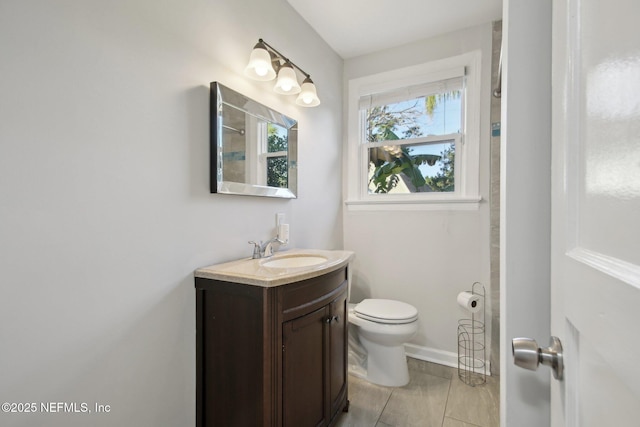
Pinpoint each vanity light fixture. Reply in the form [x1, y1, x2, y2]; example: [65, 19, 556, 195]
[244, 38, 321, 107]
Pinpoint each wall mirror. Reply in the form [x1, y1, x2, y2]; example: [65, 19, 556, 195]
[210, 82, 298, 198]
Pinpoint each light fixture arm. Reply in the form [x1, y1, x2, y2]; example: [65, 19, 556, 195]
[258, 38, 311, 79]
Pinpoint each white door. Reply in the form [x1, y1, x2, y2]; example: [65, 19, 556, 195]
[549, 0, 640, 425]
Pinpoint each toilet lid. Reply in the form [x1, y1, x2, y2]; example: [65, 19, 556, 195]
[354, 299, 418, 324]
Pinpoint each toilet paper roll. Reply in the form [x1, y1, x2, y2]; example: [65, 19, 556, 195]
[457, 291, 481, 313]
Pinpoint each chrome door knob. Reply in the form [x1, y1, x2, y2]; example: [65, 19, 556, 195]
[512, 336, 564, 380]
[512, 337, 540, 370]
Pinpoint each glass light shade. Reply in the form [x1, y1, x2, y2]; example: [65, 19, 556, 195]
[273, 62, 301, 94]
[244, 43, 276, 81]
[295, 77, 320, 107]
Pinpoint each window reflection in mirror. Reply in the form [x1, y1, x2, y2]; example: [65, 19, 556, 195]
[266, 123, 288, 188]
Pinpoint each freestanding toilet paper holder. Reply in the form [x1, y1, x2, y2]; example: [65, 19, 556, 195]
[457, 282, 486, 386]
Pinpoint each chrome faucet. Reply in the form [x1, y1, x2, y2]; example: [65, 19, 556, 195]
[248, 236, 285, 259]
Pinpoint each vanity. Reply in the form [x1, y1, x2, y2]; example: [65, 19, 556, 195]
[194, 249, 354, 427]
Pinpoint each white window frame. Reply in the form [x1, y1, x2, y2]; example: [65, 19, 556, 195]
[345, 51, 482, 211]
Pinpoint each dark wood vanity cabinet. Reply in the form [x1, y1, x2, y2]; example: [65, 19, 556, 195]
[195, 267, 349, 427]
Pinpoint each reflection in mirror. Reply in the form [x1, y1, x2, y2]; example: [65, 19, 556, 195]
[210, 82, 298, 198]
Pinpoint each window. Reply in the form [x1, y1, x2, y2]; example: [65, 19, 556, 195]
[265, 123, 288, 188]
[346, 52, 482, 210]
[363, 78, 462, 194]
[246, 120, 289, 188]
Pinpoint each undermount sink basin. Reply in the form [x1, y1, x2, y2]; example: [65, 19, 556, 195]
[261, 255, 328, 269]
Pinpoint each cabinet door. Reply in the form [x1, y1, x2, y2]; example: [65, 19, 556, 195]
[196, 281, 271, 427]
[329, 289, 347, 418]
[282, 305, 330, 427]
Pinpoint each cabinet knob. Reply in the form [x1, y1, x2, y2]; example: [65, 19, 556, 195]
[325, 315, 340, 324]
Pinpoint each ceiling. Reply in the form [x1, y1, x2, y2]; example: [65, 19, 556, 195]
[286, 0, 502, 59]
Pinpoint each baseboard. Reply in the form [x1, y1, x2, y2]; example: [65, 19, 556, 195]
[404, 343, 491, 375]
[404, 343, 458, 368]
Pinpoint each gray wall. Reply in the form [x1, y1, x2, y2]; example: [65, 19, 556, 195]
[0, 1, 343, 426]
[343, 23, 494, 366]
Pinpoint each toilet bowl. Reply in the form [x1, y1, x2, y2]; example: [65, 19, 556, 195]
[348, 299, 418, 387]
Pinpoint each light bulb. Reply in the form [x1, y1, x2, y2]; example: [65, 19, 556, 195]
[255, 65, 268, 77]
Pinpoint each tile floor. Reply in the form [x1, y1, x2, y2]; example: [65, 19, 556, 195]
[335, 358, 499, 427]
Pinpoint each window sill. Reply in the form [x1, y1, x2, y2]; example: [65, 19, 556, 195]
[344, 196, 482, 211]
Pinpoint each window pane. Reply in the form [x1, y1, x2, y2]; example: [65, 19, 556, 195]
[267, 123, 288, 153]
[365, 91, 461, 143]
[267, 156, 288, 188]
[368, 141, 455, 193]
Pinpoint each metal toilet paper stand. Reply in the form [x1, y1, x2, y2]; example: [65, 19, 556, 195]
[457, 282, 486, 386]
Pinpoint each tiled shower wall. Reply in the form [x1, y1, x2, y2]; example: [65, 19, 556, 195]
[490, 20, 502, 376]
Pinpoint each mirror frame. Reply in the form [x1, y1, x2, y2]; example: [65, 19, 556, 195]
[210, 82, 298, 198]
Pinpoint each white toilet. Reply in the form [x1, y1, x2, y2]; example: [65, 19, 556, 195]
[348, 298, 419, 387]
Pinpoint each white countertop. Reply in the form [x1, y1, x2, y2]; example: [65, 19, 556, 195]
[194, 249, 355, 287]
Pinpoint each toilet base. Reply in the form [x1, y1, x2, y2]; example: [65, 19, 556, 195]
[359, 336, 410, 387]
